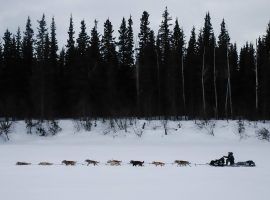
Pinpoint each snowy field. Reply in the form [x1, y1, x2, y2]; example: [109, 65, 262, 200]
[0, 120, 270, 200]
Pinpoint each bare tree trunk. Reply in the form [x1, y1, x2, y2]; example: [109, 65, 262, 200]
[181, 54, 186, 119]
[40, 63, 45, 121]
[229, 79, 233, 119]
[135, 40, 140, 116]
[155, 49, 161, 119]
[225, 43, 233, 119]
[225, 79, 229, 120]
[255, 39, 259, 115]
[136, 59, 140, 115]
[162, 120, 168, 135]
[202, 47, 206, 119]
[213, 47, 218, 119]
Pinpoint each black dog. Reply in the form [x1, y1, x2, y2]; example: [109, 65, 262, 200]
[130, 160, 144, 167]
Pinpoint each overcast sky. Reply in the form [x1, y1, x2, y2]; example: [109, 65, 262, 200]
[0, 0, 269, 49]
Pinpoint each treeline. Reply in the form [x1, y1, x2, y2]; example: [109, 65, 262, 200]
[0, 8, 270, 120]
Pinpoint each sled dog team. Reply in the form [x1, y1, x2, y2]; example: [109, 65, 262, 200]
[16, 159, 191, 167]
[15, 152, 256, 167]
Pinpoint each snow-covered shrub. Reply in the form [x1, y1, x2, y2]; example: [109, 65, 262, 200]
[72, 118, 92, 132]
[177, 122, 182, 129]
[73, 120, 82, 132]
[103, 119, 117, 135]
[195, 120, 215, 136]
[109, 119, 115, 129]
[0, 118, 14, 140]
[35, 121, 46, 136]
[114, 119, 128, 132]
[237, 120, 245, 139]
[132, 124, 143, 137]
[47, 120, 62, 135]
[25, 120, 61, 136]
[195, 120, 207, 129]
[81, 118, 92, 131]
[25, 119, 40, 134]
[256, 128, 270, 141]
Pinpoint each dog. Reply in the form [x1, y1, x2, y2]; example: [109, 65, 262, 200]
[107, 160, 122, 166]
[38, 162, 53, 166]
[174, 160, 191, 167]
[62, 160, 76, 166]
[129, 160, 144, 167]
[152, 161, 165, 167]
[16, 162, 31, 165]
[85, 159, 99, 166]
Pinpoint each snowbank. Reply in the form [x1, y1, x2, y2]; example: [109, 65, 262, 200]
[0, 120, 269, 200]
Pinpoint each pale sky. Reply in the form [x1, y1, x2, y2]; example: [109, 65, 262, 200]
[0, 0, 269, 49]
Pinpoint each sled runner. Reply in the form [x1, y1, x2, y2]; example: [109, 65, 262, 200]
[235, 160, 256, 167]
[209, 162, 256, 167]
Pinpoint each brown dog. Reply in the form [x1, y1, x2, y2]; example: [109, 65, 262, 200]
[38, 162, 53, 166]
[62, 160, 76, 166]
[174, 160, 191, 167]
[16, 162, 31, 165]
[107, 160, 122, 166]
[152, 161, 165, 167]
[85, 159, 99, 166]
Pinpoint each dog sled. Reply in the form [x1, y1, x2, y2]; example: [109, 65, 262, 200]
[209, 153, 255, 167]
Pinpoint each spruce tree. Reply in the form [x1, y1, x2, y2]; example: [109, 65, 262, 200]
[138, 11, 151, 62]
[72, 19, 90, 117]
[259, 22, 270, 118]
[186, 27, 201, 118]
[89, 20, 101, 63]
[117, 16, 135, 114]
[137, 11, 158, 116]
[36, 14, 48, 62]
[44, 33, 50, 62]
[172, 19, 185, 56]
[2, 30, 16, 116]
[172, 19, 185, 116]
[66, 15, 75, 66]
[3, 30, 12, 67]
[101, 18, 118, 115]
[158, 7, 172, 64]
[50, 17, 58, 67]
[198, 12, 216, 117]
[77, 20, 89, 58]
[35, 14, 48, 120]
[101, 19, 117, 65]
[15, 28, 22, 61]
[230, 43, 240, 117]
[239, 43, 256, 118]
[88, 20, 102, 116]
[158, 7, 173, 116]
[21, 17, 34, 117]
[127, 16, 134, 67]
[22, 17, 34, 76]
[118, 17, 128, 66]
[0, 43, 3, 70]
[216, 19, 231, 118]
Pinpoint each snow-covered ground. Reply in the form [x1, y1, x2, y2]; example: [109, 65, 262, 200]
[0, 120, 270, 200]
